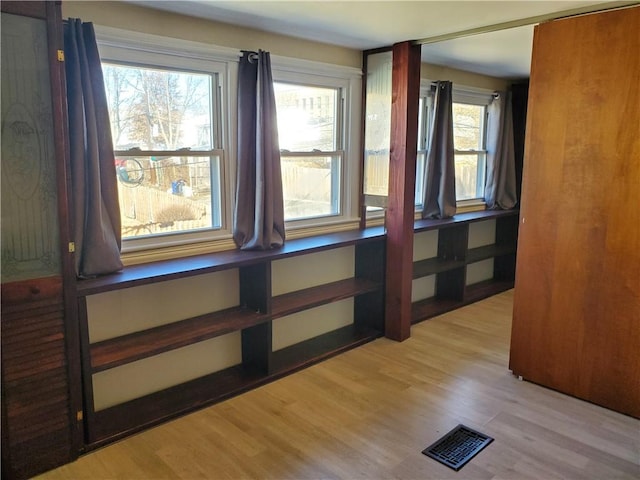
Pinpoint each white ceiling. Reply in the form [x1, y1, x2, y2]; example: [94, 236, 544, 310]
[130, 1, 630, 79]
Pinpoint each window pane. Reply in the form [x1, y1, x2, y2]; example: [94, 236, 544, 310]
[116, 155, 221, 239]
[281, 155, 340, 220]
[103, 64, 213, 151]
[415, 151, 426, 205]
[273, 83, 337, 151]
[363, 51, 392, 197]
[454, 153, 484, 200]
[453, 103, 484, 150]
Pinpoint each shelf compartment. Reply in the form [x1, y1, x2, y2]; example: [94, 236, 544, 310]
[88, 325, 381, 447]
[466, 243, 516, 264]
[270, 324, 380, 375]
[270, 277, 381, 320]
[89, 364, 264, 446]
[90, 306, 268, 373]
[413, 257, 465, 278]
[411, 297, 463, 323]
[464, 278, 514, 303]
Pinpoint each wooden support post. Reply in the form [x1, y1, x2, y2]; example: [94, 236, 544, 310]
[384, 41, 421, 341]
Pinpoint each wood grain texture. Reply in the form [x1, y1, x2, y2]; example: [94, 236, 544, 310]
[1, 278, 74, 480]
[36, 291, 640, 480]
[510, 6, 640, 418]
[385, 41, 421, 341]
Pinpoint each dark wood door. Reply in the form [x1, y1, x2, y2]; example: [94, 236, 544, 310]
[1, 2, 80, 478]
[510, 6, 640, 418]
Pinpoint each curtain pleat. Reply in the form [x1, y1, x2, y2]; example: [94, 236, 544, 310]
[422, 81, 456, 219]
[233, 50, 285, 250]
[485, 91, 518, 209]
[64, 19, 122, 277]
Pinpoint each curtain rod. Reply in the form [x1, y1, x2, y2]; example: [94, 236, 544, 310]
[413, 1, 639, 45]
[429, 81, 500, 98]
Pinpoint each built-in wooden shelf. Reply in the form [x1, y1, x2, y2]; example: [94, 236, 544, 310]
[78, 209, 519, 447]
[90, 306, 269, 373]
[411, 209, 519, 324]
[79, 228, 387, 446]
[270, 324, 380, 375]
[413, 209, 518, 233]
[411, 297, 463, 323]
[466, 243, 516, 264]
[91, 364, 263, 445]
[271, 278, 380, 319]
[465, 279, 514, 303]
[412, 257, 465, 278]
[77, 227, 386, 296]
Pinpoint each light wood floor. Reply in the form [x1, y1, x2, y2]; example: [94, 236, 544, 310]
[38, 290, 640, 479]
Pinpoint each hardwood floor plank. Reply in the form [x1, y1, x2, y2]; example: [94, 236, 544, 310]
[37, 290, 640, 479]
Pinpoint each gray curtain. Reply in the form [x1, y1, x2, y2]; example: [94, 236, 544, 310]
[484, 91, 517, 209]
[422, 81, 456, 218]
[233, 50, 285, 250]
[64, 19, 123, 277]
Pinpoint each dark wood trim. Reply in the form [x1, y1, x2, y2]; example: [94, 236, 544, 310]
[76, 297, 95, 448]
[362, 46, 393, 56]
[76, 211, 517, 298]
[0, 1, 47, 17]
[76, 227, 386, 296]
[384, 41, 421, 341]
[414, 209, 518, 232]
[45, 0, 83, 459]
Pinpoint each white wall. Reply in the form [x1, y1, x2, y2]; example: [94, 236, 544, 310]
[88, 248, 356, 410]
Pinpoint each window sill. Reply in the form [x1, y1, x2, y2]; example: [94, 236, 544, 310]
[456, 201, 487, 214]
[120, 219, 362, 266]
[77, 225, 386, 296]
[78, 209, 519, 296]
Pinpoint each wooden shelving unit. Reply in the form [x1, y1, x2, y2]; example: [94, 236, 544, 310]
[77, 227, 386, 446]
[411, 209, 519, 323]
[75, 210, 518, 448]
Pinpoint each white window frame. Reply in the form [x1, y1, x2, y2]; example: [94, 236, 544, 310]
[452, 88, 492, 205]
[96, 26, 237, 254]
[416, 85, 434, 208]
[95, 26, 362, 258]
[271, 62, 361, 232]
[416, 80, 494, 209]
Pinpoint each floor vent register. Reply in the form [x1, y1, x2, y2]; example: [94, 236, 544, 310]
[422, 424, 494, 471]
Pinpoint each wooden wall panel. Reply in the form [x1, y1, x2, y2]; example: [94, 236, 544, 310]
[510, 6, 640, 418]
[1, 277, 74, 479]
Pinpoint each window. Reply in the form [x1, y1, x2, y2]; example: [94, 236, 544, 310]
[452, 102, 487, 201]
[274, 82, 342, 221]
[97, 26, 361, 255]
[416, 84, 491, 205]
[415, 93, 433, 205]
[104, 63, 224, 242]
